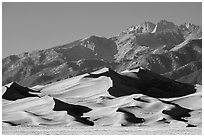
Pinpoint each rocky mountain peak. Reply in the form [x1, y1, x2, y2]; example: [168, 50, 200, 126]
[179, 22, 199, 29]
[126, 21, 156, 34]
[155, 20, 177, 32]
[179, 22, 202, 39]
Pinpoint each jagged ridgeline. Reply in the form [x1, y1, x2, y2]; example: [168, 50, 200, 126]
[2, 20, 202, 87]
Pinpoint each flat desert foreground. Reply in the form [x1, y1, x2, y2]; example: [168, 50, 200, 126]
[2, 126, 202, 135]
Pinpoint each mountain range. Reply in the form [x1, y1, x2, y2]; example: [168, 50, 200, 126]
[2, 20, 202, 87]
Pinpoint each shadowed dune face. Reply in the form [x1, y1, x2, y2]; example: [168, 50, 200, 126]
[2, 68, 202, 128]
[53, 98, 94, 126]
[85, 68, 196, 98]
[2, 82, 40, 101]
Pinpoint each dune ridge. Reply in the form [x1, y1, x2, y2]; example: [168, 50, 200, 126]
[2, 68, 202, 128]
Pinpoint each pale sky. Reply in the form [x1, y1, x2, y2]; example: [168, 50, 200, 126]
[2, 2, 202, 58]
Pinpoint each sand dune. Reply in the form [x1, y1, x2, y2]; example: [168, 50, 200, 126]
[2, 68, 202, 130]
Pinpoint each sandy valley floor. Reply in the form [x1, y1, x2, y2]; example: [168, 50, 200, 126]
[2, 126, 202, 135]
